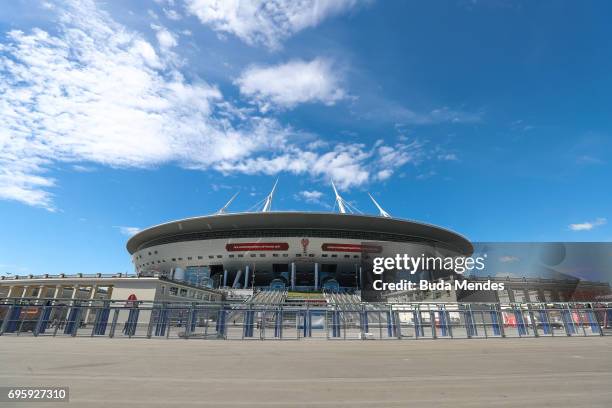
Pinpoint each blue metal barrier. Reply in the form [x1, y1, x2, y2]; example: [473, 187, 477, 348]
[216, 309, 226, 338]
[190, 308, 198, 333]
[154, 307, 168, 337]
[331, 310, 341, 338]
[464, 307, 478, 337]
[514, 309, 527, 336]
[439, 308, 449, 337]
[37, 303, 53, 334]
[413, 311, 424, 338]
[586, 310, 600, 334]
[490, 310, 501, 335]
[274, 310, 282, 338]
[122, 308, 139, 336]
[538, 310, 551, 334]
[93, 305, 110, 336]
[561, 309, 576, 335]
[360, 311, 369, 334]
[64, 307, 80, 335]
[5, 306, 22, 333]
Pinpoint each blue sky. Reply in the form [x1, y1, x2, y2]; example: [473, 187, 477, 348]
[0, 0, 611, 276]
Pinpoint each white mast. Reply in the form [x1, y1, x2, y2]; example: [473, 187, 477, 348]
[368, 193, 391, 218]
[216, 192, 239, 214]
[331, 180, 347, 214]
[261, 179, 278, 212]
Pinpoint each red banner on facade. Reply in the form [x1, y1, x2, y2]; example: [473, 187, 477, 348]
[321, 243, 382, 253]
[225, 242, 289, 252]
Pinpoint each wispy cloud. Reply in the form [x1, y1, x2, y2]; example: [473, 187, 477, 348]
[115, 226, 142, 236]
[294, 190, 327, 205]
[184, 0, 365, 49]
[576, 155, 604, 165]
[0, 0, 430, 211]
[236, 58, 345, 111]
[499, 255, 519, 263]
[568, 218, 607, 231]
[214, 140, 425, 190]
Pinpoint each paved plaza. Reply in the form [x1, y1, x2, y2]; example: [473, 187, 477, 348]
[1, 337, 611, 407]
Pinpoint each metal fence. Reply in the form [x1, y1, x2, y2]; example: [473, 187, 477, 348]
[1, 298, 610, 340]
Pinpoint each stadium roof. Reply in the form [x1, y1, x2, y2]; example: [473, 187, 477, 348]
[126, 212, 472, 255]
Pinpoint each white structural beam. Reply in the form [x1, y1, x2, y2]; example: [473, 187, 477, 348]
[368, 193, 391, 218]
[331, 180, 347, 214]
[262, 179, 278, 212]
[216, 192, 239, 214]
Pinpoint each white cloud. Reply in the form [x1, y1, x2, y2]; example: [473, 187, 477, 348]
[116, 226, 142, 236]
[236, 58, 345, 111]
[438, 153, 458, 161]
[568, 218, 607, 231]
[0, 0, 279, 210]
[367, 104, 483, 126]
[154, 27, 178, 50]
[499, 256, 519, 263]
[214, 140, 424, 190]
[0, 0, 422, 211]
[296, 190, 323, 202]
[163, 8, 182, 21]
[185, 0, 363, 49]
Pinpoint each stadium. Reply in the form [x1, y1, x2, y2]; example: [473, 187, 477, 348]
[127, 182, 472, 293]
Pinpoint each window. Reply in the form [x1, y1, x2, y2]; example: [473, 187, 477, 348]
[295, 254, 301, 257]
[273, 254, 279, 257]
[198, 256, 203, 260]
[309, 254, 315, 257]
[238, 254, 244, 258]
[331, 254, 337, 258]
[250, 254, 256, 257]
[160, 286, 166, 294]
[169, 287, 178, 295]
[172, 258, 176, 262]
[154, 250, 158, 254]
[322, 254, 328, 257]
[344, 255, 350, 258]
[178, 257, 183, 261]
[180, 288, 187, 297]
[209, 255, 214, 259]
[148, 252, 152, 256]
[216, 255, 222, 258]
[259, 254, 265, 257]
[229, 254, 235, 258]
[282, 254, 288, 257]
[188, 257, 192, 260]
[353, 255, 359, 258]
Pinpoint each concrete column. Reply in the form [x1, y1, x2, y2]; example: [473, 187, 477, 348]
[290, 263, 296, 291]
[244, 265, 250, 289]
[35, 285, 46, 305]
[71, 285, 80, 300]
[232, 270, 243, 288]
[7, 286, 18, 298]
[223, 270, 228, 288]
[84, 285, 98, 325]
[314, 263, 319, 290]
[53, 285, 62, 300]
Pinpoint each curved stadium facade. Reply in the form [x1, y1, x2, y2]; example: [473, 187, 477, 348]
[127, 212, 473, 291]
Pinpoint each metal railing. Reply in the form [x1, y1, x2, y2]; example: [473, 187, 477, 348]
[0, 297, 610, 340]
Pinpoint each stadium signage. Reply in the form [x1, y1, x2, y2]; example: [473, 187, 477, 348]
[321, 243, 382, 253]
[225, 243, 289, 251]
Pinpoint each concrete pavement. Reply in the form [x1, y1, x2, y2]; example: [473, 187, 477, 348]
[1, 336, 611, 407]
